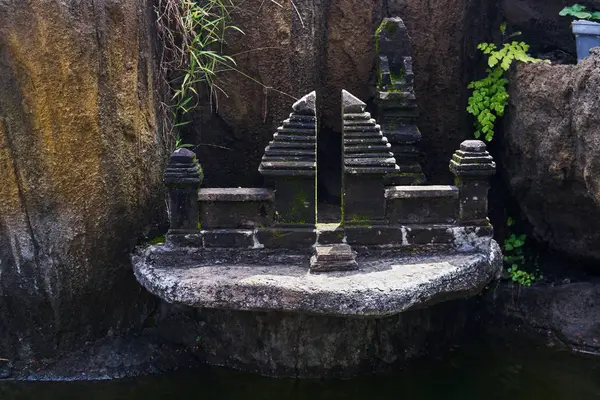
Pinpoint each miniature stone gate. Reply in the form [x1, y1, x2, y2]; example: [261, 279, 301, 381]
[132, 16, 502, 377]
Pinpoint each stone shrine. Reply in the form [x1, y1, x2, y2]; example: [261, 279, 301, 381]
[375, 17, 426, 185]
[132, 17, 501, 378]
[133, 89, 501, 377]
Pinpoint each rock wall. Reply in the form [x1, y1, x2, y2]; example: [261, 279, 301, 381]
[0, 0, 165, 361]
[193, 0, 499, 187]
[503, 49, 600, 261]
[502, 0, 600, 59]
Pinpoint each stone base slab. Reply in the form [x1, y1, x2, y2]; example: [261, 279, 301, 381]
[132, 239, 501, 318]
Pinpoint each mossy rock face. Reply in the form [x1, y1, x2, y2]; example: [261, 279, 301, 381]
[0, 0, 165, 361]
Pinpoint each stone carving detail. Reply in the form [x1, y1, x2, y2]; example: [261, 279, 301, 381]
[450, 140, 496, 225]
[375, 17, 425, 185]
[342, 89, 398, 222]
[259, 91, 317, 225]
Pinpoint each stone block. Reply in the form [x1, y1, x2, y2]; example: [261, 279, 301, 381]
[257, 227, 316, 249]
[343, 174, 386, 222]
[316, 223, 345, 244]
[202, 230, 255, 248]
[165, 233, 203, 248]
[404, 225, 455, 245]
[198, 188, 274, 229]
[310, 244, 358, 272]
[270, 176, 316, 225]
[385, 185, 459, 224]
[344, 225, 404, 246]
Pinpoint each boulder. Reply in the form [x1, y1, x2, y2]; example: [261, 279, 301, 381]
[503, 49, 600, 261]
[488, 281, 600, 352]
[0, 0, 165, 361]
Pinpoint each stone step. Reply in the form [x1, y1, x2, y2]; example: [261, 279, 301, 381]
[261, 156, 315, 163]
[344, 152, 395, 159]
[281, 121, 316, 130]
[343, 112, 372, 120]
[265, 148, 315, 156]
[268, 141, 316, 149]
[343, 119, 377, 126]
[344, 137, 389, 145]
[345, 157, 397, 167]
[260, 161, 316, 170]
[272, 134, 316, 142]
[344, 131, 383, 138]
[277, 127, 316, 136]
[345, 145, 391, 153]
[343, 126, 382, 134]
[287, 113, 316, 123]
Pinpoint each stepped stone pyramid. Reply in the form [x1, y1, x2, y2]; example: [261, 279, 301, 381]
[259, 91, 316, 176]
[259, 91, 317, 225]
[342, 90, 398, 222]
[342, 90, 398, 174]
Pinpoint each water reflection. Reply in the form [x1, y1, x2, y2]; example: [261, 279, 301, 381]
[1, 339, 600, 400]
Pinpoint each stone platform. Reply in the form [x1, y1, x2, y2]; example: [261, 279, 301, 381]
[133, 240, 501, 318]
[132, 240, 501, 377]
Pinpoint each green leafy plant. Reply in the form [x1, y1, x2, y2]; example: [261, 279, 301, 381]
[156, 0, 298, 152]
[560, 4, 600, 21]
[174, 136, 193, 150]
[503, 217, 542, 286]
[156, 0, 242, 150]
[467, 24, 547, 142]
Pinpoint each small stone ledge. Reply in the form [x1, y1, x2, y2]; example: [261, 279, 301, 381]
[198, 188, 274, 202]
[132, 240, 501, 318]
[385, 185, 459, 199]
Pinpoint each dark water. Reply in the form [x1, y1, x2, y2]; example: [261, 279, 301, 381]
[2, 340, 600, 400]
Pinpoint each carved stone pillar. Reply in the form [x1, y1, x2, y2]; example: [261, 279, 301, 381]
[164, 148, 204, 245]
[450, 140, 496, 225]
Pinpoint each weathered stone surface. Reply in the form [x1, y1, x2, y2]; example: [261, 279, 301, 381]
[0, 0, 164, 361]
[191, 299, 477, 377]
[192, 0, 499, 186]
[386, 186, 459, 224]
[487, 280, 600, 353]
[199, 188, 274, 229]
[132, 240, 501, 317]
[503, 50, 600, 261]
[310, 244, 358, 272]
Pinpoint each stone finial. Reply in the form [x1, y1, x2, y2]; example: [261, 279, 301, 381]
[342, 90, 366, 114]
[164, 148, 204, 184]
[164, 148, 203, 244]
[292, 91, 316, 115]
[450, 140, 496, 178]
[375, 17, 414, 91]
[450, 140, 496, 225]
